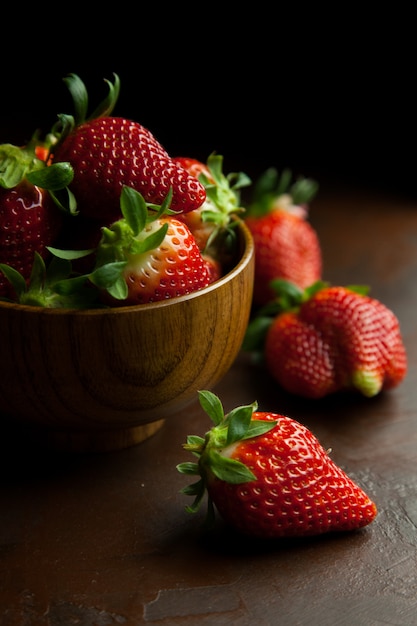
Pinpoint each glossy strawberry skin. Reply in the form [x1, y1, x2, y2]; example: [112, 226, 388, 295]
[206, 412, 377, 538]
[0, 181, 63, 297]
[173, 156, 212, 182]
[265, 286, 407, 398]
[52, 117, 207, 223]
[100, 216, 215, 306]
[245, 208, 322, 307]
[172, 156, 215, 250]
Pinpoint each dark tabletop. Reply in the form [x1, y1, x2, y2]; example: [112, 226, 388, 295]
[1, 183, 417, 626]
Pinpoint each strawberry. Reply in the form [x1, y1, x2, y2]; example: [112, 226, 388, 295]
[244, 168, 322, 307]
[0, 137, 74, 299]
[243, 280, 407, 399]
[1, 186, 218, 308]
[0, 182, 62, 298]
[177, 390, 378, 538]
[173, 153, 251, 270]
[50, 73, 207, 224]
[173, 156, 212, 182]
[52, 185, 217, 306]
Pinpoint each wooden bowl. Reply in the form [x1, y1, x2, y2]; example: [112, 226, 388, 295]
[0, 220, 254, 452]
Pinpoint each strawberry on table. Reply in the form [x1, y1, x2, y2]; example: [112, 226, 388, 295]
[50, 73, 207, 224]
[243, 280, 408, 399]
[177, 390, 378, 538]
[244, 168, 322, 307]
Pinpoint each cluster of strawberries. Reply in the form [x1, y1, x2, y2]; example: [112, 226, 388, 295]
[241, 168, 407, 401]
[0, 73, 248, 308]
[0, 72, 408, 541]
[179, 181, 408, 538]
[177, 106, 407, 539]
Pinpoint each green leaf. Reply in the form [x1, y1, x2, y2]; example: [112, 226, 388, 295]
[63, 73, 89, 125]
[120, 185, 148, 235]
[198, 390, 225, 426]
[269, 278, 304, 304]
[47, 246, 95, 261]
[50, 114, 75, 146]
[208, 450, 256, 484]
[0, 263, 27, 296]
[88, 73, 121, 120]
[247, 167, 318, 217]
[290, 176, 319, 205]
[225, 403, 256, 445]
[181, 480, 203, 496]
[44, 256, 73, 286]
[241, 316, 273, 352]
[49, 185, 78, 215]
[244, 419, 277, 440]
[54, 275, 91, 295]
[186, 435, 205, 447]
[302, 280, 329, 300]
[0, 144, 34, 188]
[106, 276, 128, 300]
[27, 162, 74, 191]
[346, 284, 370, 296]
[27, 252, 46, 293]
[176, 462, 200, 476]
[89, 262, 127, 289]
[181, 478, 207, 513]
[129, 222, 169, 255]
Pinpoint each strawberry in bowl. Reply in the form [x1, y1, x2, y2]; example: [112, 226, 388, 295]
[0, 73, 256, 452]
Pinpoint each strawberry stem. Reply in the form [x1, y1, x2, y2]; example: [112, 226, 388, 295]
[177, 390, 277, 520]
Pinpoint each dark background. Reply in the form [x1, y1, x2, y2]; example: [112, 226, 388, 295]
[1, 10, 415, 199]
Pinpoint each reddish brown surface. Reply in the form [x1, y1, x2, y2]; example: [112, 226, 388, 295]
[1, 184, 417, 625]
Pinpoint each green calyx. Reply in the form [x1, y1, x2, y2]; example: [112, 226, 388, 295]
[242, 279, 326, 355]
[198, 153, 251, 257]
[0, 252, 101, 309]
[88, 185, 171, 300]
[50, 72, 121, 148]
[0, 138, 74, 195]
[246, 167, 319, 218]
[0, 130, 76, 217]
[201, 153, 251, 224]
[176, 390, 277, 521]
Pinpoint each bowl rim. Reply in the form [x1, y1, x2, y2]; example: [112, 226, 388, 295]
[0, 219, 254, 316]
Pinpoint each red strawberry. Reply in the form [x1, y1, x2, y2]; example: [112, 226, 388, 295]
[177, 390, 377, 538]
[243, 280, 407, 399]
[173, 156, 212, 182]
[244, 168, 322, 307]
[82, 185, 216, 306]
[50, 74, 206, 224]
[0, 181, 63, 298]
[0, 136, 73, 299]
[173, 153, 251, 271]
